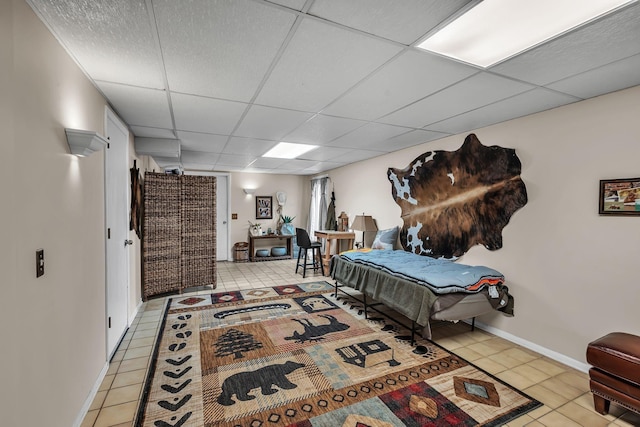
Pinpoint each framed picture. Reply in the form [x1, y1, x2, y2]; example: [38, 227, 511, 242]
[255, 196, 273, 219]
[599, 178, 640, 215]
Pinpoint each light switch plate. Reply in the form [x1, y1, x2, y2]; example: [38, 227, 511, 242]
[36, 249, 44, 278]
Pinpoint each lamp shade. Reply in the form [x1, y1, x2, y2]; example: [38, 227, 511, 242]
[351, 215, 377, 232]
[65, 128, 108, 157]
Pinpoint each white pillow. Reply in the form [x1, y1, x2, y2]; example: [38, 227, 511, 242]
[371, 227, 399, 250]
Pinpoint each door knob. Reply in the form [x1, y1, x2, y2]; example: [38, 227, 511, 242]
[124, 239, 133, 246]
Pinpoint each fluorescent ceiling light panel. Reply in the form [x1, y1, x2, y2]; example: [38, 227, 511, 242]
[262, 142, 318, 159]
[416, 0, 636, 67]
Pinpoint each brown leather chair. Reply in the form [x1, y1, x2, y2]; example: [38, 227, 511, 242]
[586, 332, 640, 415]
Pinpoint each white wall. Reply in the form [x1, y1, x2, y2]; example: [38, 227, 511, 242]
[328, 85, 640, 365]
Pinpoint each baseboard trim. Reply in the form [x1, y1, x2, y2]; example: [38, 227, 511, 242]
[131, 298, 143, 326]
[73, 361, 109, 427]
[469, 320, 591, 373]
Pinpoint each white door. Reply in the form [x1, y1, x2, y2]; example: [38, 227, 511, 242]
[105, 108, 130, 358]
[216, 175, 229, 261]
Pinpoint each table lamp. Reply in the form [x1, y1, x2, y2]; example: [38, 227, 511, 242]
[351, 214, 377, 248]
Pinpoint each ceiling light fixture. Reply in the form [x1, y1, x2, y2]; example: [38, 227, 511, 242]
[262, 142, 318, 159]
[416, 0, 636, 68]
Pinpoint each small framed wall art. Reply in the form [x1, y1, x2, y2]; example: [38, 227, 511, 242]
[256, 196, 273, 219]
[599, 177, 640, 215]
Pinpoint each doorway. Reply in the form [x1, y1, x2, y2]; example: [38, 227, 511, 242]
[215, 174, 229, 261]
[105, 108, 130, 359]
[184, 171, 230, 261]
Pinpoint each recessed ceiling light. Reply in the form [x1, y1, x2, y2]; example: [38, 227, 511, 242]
[416, 0, 636, 68]
[262, 142, 318, 159]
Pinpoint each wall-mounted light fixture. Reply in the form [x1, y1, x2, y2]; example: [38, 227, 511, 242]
[65, 128, 108, 157]
[243, 188, 256, 195]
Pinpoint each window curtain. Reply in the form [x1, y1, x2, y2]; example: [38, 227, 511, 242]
[308, 177, 329, 243]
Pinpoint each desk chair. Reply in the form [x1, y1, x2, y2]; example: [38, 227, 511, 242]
[295, 228, 324, 278]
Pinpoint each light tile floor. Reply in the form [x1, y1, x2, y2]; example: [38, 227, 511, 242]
[81, 259, 640, 426]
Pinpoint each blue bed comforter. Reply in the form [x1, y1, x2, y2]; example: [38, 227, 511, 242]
[340, 250, 504, 294]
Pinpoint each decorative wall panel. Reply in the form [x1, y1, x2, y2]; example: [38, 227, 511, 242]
[143, 173, 216, 298]
[143, 173, 181, 298]
[388, 133, 527, 259]
[180, 174, 216, 288]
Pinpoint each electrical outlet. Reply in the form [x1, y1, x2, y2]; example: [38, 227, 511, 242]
[36, 249, 44, 278]
[232, 213, 238, 220]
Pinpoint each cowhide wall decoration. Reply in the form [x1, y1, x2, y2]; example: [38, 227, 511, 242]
[387, 133, 527, 259]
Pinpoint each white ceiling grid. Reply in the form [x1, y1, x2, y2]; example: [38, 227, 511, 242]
[27, 0, 640, 174]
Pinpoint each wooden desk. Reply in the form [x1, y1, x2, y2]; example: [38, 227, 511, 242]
[314, 230, 355, 274]
[248, 234, 293, 261]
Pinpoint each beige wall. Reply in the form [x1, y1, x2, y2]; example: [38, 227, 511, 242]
[327, 85, 640, 366]
[1, 1, 18, 423]
[229, 172, 308, 252]
[2, 1, 152, 425]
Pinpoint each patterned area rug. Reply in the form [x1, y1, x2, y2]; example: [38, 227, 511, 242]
[136, 282, 540, 426]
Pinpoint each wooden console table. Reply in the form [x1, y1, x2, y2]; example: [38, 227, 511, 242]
[248, 234, 293, 262]
[314, 230, 355, 274]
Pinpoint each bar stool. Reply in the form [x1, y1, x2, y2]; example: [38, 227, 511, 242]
[295, 228, 324, 278]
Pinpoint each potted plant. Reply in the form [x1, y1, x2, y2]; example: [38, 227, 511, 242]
[280, 215, 295, 235]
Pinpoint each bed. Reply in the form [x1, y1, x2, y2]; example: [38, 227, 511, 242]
[329, 249, 514, 339]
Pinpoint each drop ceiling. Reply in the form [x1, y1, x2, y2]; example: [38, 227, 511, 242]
[27, 0, 640, 175]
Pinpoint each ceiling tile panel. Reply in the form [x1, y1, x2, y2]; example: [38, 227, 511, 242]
[379, 72, 535, 128]
[270, 158, 318, 170]
[223, 137, 278, 156]
[172, 93, 247, 135]
[233, 105, 314, 140]
[301, 161, 345, 174]
[491, 4, 640, 85]
[335, 149, 387, 164]
[153, 0, 296, 101]
[29, 0, 164, 88]
[181, 150, 220, 165]
[298, 146, 354, 161]
[309, 0, 472, 44]
[130, 126, 176, 139]
[322, 50, 478, 121]
[546, 54, 640, 99]
[427, 88, 580, 135]
[268, 0, 308, 11]
[177, 131, 228, 153]
[182, 162, 214, 171]
[283, 114, 366, 144]
[373, 129, 449, 152]
[327, 123, 413, 150]
[215, 153, 256, 168]
[255, 17, 402, 111]
[98, 82, 172, 128]
[249, 157, 288, 169]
